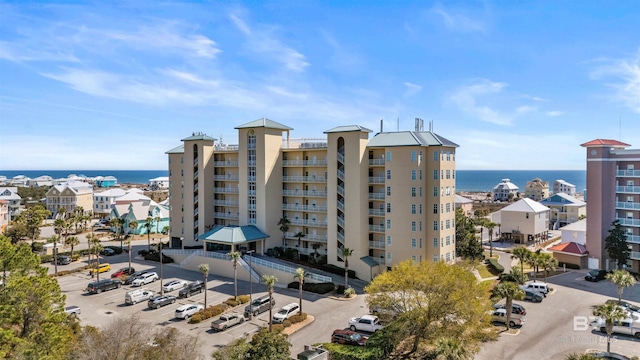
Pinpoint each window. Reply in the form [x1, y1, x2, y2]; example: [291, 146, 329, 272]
[411, 221, 417, 231]
[433, 238, 438, 248]
[446, 152, 451, 161]
[446, 170, 450, 179]
[386, 151, 392, 162]
[419, 238, 422, 248]
[387, 219, 392, 229]
[387, 236, 392, 245]
[387, 186, 391, 196]
[412, 255, 417, 263]
[433, 170, 438, 180]
[446, 219, 450, 229]
[387, 252, 391, 261]
[433, 187, 438, 196]
[433, 255, 438, 262]
[433, 221, 438, 230]
[419, 170, 422, 180]
[445, 187, 451, 195]
[446, 236, 451, 245]
[411, 187, 416, 197]
[446, 252, 450, 262]
[411, 170, 417, 180]
[433, 151, 439, 161]
[387, 203, 391, 213]
[526, 213, 529, 219]
[446, 203, 451, 212]
[419, 187, 423, 196]
[441, 170, 444, 179]
[433, 204, 438, 214]
[628, 180, 634, 186]
[411, 238, 417, 248]
[411, 151, 417, 162]
[419, 204, 422, 214]
[411, 204, 416, 214]
[386, 170, 391, 179]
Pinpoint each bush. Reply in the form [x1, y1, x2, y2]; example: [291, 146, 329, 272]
[138, 250, 149, 257]
[224, 298, 241, 307]
[104, 246, 123, 254]
[189, 314, 202, 323]
[558, 262, 580, 270]
[322, 343, 384, 360]
[189, 304, 228, 323]
[288, 313, 307, 324]
[40, 254, 53, 263]
[32, 242, 44, 252]
[486, 258, 504, 274]
[71, 254, 81, 261]
[344, 287, 356, 297]
[237, 295, 250, 304]
[303, 282, 335, 294]
[143, 252, 174, 263]
[319, 264, 356, 279]
[282, 319, 292, 327]
[271, 323, 285, 332]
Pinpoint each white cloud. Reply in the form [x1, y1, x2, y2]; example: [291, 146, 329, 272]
[431, 4, 486, 33]
[546, 111, 564, 116]
[229, 14, 251, 35]
[404, 82, 422, 97]
[590, 50, 640, 113]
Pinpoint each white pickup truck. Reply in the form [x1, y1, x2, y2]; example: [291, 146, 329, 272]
[596, 318, 640, 339]
[348, 315, 384, 333]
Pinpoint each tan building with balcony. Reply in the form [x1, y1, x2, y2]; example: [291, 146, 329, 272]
[539, 192, 586, 230]
[166, 118, 458, 281]
[524, 178, 550, 201]
[45, 182, 93, 218]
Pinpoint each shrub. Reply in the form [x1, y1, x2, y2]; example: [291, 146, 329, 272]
[558, 262, 580, 270]
[336, 285, 345, 294]
[344, 287, 356, 297]
[322, 343, 384, 360]
[104, 246, 123, 254]
[237, 295, 250, 304]
[320, 264, 356, 278]
[224, 298, 240, 307]
[303, 282, 335, 294]
[486, 258, 504, 274]
[143, 252, 174, 263]
[282, 319, 292, 327]
[71, 254, 80, 261]
[288, 313, 307, 324]
[287, 281, 299, 290]
[138, 250, 149, 257]
[32, 242, 44, 252]
[40, 254, 53, 263]
[271, 323, 285, 332]
[189, 314, 202, 323]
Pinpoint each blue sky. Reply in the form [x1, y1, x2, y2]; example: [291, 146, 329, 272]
[1, 1, 639, 171]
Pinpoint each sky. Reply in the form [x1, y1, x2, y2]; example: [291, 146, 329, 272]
[1, 1, 639, 171]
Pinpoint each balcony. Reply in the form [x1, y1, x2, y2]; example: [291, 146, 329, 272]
[368, 193, 385, 200]
[282, 176, 327, 183]
[288, 218, 328, 227]
[214, 187, 239, 194]
[631, 251, 640, 260]
[337, 217, 344, 228]
[337, 169, 345, 180]
[368, 176, 385, 184]
[626, 235, 640, 244]
[616, 218, 640, 227]
[368, 208, 385, 216]
[337, 185, 344, 196]
[616, 170, 640, 177]
[337, 232, 345, 244]
[297, 247, 328, 256]
[214, 174, 239, 181]
[282, 189, 327, 197]
[337, 153, 344, 164]
[616, 186, 640, 194]
[372, 257, 386, 265]
[616, 201, 640, 210]
[337, 200, 344, 212]
[369, 224, 385, 232]
[248, 218, 256, 225]
[215, 212, 239, 219]
[214, 200, 239, 206]
[282, 159, 328, 166]
[282, 204, 327, 212]
[369, 158, 384, 166]
[213, 160, 238, 167]
[369, 241, 385, 249]
[285, 232, 328, 242]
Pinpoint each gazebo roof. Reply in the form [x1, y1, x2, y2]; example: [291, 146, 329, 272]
[199, 225, 270, 244]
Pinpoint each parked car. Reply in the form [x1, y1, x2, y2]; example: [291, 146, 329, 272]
[86, 278, 121, 294]
[585, 269, 608, 282]
[125, 288, 154, 305]
[273, 303, 300, 324]
[605, 300, 640, 313]
[178, 281, 205, 298]
[348, 314, 384, 333]
[493, 302, 527, 315]
[131, 272, 159, 287]
[64, 306, 81, 316]
[101, 248, 116, 256]
[331, 329, 368, 346]
[111, 267, 136, 278]
[56, 255, 71, 265]
[89, 263, 111, 276]
[163, 280, 188, 293]
[147, 295, 177, 309]
[175, 304, 204, 319]
[124, 270, 150, 285]
[521, 282, 549, 297]
[491, 308, 525, 327]
[595, 317, 640, 339]
[211, 313, 245, 331]
[522, 289, 544, 303]
[244, 295, 275, 317]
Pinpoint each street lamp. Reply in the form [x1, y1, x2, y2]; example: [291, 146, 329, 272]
[159, 238, 164, 295]
[246, 249, 255, 320]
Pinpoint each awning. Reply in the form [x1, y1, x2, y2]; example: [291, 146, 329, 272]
[360, 256, 381, 267]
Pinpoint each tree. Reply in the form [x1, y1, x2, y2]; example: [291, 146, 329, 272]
[311, 243, 323, 262]
[47, 235, 61, 276]
[277, 216, 290, 247]
[66, 236, 80, 259]
[294, 267, 307, 314]
[435, 337, 473, 360]
[341, 247, 353, 290]
[199, 264, 209, 308]
[145, 216, 153, 252]
[604, 220, 630, 269]
[455, 208, 483, 260]
[606, 269, 637, 302]
[365, 260, 492, 354]
[154, 216, 162, 235]
[593, 302, 627, 353]
[91, 238, 104, 282]
[228, 251, 241, 301]
[247, 328, 291, 360]
[4, 222, 29, 244]
[211, 337, 251, 360]
[486, 221, 497, 258]
[293, 231, 305, 248]
[511, 247, 531, 279]
[491, 281, 525, 330]
[540, 253, 558, 283]
[16, 205, 50, 245]
[262, 274, 278, 332]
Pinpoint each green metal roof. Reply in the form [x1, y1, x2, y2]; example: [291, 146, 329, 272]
[235, 118, 293, 130]
[324, 125, 373, 134]
[165, 144, 184, 154]
[367, 131, 459, 148]
[181, 132, 216, 142]
[360, 256, 381, 267]
[199, 225, 270, 244]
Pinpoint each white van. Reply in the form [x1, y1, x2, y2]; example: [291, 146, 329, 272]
[125, 288, 154, 305]
[522, 282, 549, 297]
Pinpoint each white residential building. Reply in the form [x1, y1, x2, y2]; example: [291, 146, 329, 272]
[553, 179, 576, 196]
[148, 177, 169, 190]
[0, 187, 22, 220]
[93, 188, 128, 217]
[492, 178, 519, 202]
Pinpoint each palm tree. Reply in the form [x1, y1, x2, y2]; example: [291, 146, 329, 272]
[90, 236, 104, 282]
[154, 216, 162, 235]
[278, 216, 290, 247]
[294, 268, 307, 315]
[486, 221, 497, 258]
[145, 216, 153, 252]
[199, 264, 209, 308]
[511, 247, 531, 282]
[65, 236, 80, 259]
[527, 253, 546, 280]
[126, 236, 133, 271]
[86, 233, 98, 262]
[491, 281, 525, 330]
[565, 353, 597, 360]
[57, 206, 66, 220]
[294, 231, 305, 248]
[593, 302, 627, 353]
[435, 337, 472, 360]
[47, 235, 61, 276]
[606, 269, 637, 302]
[311, 243, 323, 262]
[228, 251, 241, 301]
[341, 247, 354, 290]
[540, 253, 558, 283]
[262, 274, 278, 331]
[128, 220, 138, 242]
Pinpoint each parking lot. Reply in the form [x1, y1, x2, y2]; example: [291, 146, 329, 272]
[56, 250, 370, 358]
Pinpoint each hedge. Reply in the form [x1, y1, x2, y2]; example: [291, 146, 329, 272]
[104, 246, 123, 254]
[143, 252, 174, 263]
[558, 262, 580, 270]
[319, 263, 356, 279]
[189, 294, 250, 323]
[288, 281, 336, 295]
[487, 258, 504, 274]
[322, 343, 384, 360]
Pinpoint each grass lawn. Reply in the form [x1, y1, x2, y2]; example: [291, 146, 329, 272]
[475, 263, 496, 279]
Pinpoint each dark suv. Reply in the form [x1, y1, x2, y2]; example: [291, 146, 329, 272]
[178, 281, 205, 298]
[585, 269, 608, 282]
[147, 295, 177, 309]
[56, 255, 71, 265]
[86, 278, 122, 294]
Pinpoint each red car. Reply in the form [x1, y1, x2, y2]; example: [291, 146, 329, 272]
[111, 267, 136, 278]
[331, 329, 368, 346]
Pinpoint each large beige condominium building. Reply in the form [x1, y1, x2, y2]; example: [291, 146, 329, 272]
[581, 138, 640, 272]
[166, 118, 459, 281]
[45, 182, 93, 218]
[524, 178, 549, 201]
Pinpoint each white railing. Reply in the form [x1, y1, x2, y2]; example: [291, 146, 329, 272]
[337, 217, 344, 227]
[337, 185, 344, 196]
[283, 176, 327, 183]
[337, 153, 344, 163]
[214, 175, 239, 180]
[369, 209, 385, 216]
[214, 200, 239, 206]
[369, 241, 385, 248]
[369, 224, 385, 232]
[337, 169, 345, 180]
[296, 247, 327, 256]
[249, 256, 332, 283]
[214, 187, 239, 193]
[239, 256, 261, 282]
[631, 251, 640, 260]
[289, 218, 327, 226]
[282, 204, 328, 212]
[368, 193, 385, 200]
[214, 160, 238, 166]
[616, 186, 640, 193]
[368, 176, 385, 184]
[337, 232, 344, 243]
[615, 202, 640, 210]
[616, 170, 640, 177]
[285, 232, 327, 242]
[616, 218, 640, 226]
[369, 159, 384, 166]
[282, 159, 328, 166]
[626, 235, 640, 244]
[282, 189, 327, 197]
[215, 212, 239, 219]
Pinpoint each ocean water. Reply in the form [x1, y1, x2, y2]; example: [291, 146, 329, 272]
[0, 169, 586, 191]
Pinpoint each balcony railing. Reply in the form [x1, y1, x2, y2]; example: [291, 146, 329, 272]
[296, 247, 328, 256]
[616, 170, 640, 177]
[337, 200, 344, 212]
[337, 153, 344, 164]
[368, 176, 385, 184]
[369, 208, 385, 216]
[213, 160, 238, 167]
[337, 169, 345, 180]
[215, 212, 239, 219]
[337, 185, 344, 196]
[631, 251, 640, 260]
[337, 217, 344, 228]
[372, 257, 386, 265]
[626, 235, 640, 244]
[214, 187, 239, 193]
[615, 201, 640, 210]
[368, 193, 385, 200]
[616, 186, 640, 194]
[369, 159, 384, 166]
[288, 218, 328, 227]
[616, 218, 640, 226]
[285, 232, 328, 242]
[282, 189, 327, 197]
[282, 159, 328, 166]
[369, 241, 385, 249]
[369, 224, 385, 232]
[282, 204, 327, 212]
[214, 174, 239, 181]
[282, 176, 327, 183]
[214, 200, 239, 206]
[337, 232, 344, 244]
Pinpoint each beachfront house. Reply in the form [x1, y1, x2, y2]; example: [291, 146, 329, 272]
[93, 188, 127, 218]
[148, 176, 169, 190]
[109, 200, 169, 236]
[492, 178, 519, 202]
[455, 194, 474, 216]
[524, 178, 549, 201]
[95, 176, 118, 188]
[539, 192, 586, 230]
[496, 198, 550, 244]
[553, 179, 576, 196]
[0, 187, 22, 220]
[45, 182, 93, 218]
[0, 200, 9, 233]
